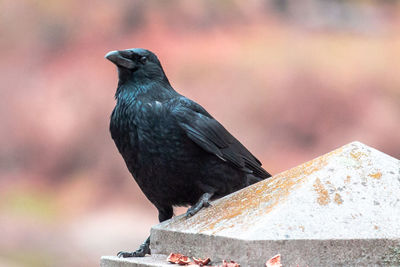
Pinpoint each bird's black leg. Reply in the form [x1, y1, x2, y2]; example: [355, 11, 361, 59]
[158, 205, 174, 222]
[117, 206, 173, 258]
[117, 237, 150, 258]
[185, 192, 214, 218]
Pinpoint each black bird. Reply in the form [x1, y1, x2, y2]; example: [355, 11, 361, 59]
[105, 48, 271, 258]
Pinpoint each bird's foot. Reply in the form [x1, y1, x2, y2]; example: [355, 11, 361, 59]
[185, 192, 213, 218]
[117, 237, 150, 258]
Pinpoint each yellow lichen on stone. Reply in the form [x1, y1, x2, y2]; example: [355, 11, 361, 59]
[369, 172, 382, 179]
[334, 193, 343, 205]
[350, 151, 366, 161]
[313, 178, 330, 205]
[175, 146, 343, 234]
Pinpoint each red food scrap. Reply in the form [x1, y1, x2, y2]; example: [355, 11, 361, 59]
[266, 254, 282, 267]
[193, 257, 211, 266]
[177, 255, 191, 265]
[167, 253, 184, 264]
[167, 253, 202, 266]
[221, 260, 240, 267]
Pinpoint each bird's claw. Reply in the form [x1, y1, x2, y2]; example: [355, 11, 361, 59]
[117, 249, 147, 258]
[117, 239, 150, 258]
[185, 200, 211, 218]
[185, 209, 195, 218]
[117, 251, 133, 258]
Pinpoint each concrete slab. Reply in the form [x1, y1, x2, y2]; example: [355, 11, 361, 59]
[102, 142, 400, 266]
[100, 255, 171, 267]
[151, 141, 400, 266]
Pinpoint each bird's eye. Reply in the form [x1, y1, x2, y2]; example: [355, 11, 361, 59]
[140, 56, 147, 64]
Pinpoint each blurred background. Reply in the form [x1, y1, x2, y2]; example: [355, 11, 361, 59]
[1, 0, 399, 266]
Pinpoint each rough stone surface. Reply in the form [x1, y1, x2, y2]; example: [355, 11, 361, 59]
[100, 255, 171, 267]
[102, 142, 400, 266]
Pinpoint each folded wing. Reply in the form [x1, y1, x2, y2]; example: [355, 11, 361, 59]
[173, 100, 271, 179]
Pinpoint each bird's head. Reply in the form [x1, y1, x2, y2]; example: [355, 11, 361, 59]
[105, 48, 168, 84]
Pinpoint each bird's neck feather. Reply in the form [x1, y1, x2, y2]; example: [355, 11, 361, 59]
[115, 80, 176, 101]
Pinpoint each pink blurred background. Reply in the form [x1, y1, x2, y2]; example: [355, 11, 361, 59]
[1, 0, 399, 266]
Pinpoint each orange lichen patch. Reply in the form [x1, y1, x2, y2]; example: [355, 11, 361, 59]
[324, 180, 337, 192]
[299, 225, 305, 232]
[369, 172, 382, 179]
[266, 254, 282, 267]
[345, 175, 351, 183]
[313, 178, 330, 205]
[374, 225, 379, 230]
[334, 193, 343, 205]
[172, 147, 343, 234]
[350, 151, 366, 161]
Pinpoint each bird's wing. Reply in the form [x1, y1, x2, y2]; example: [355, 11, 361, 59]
[172, 99, 271, 178]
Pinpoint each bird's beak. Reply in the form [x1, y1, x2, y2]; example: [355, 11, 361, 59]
[105, 50, 136, 69]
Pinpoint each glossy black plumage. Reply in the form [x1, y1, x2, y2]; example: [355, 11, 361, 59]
[106, 48, 271, 257]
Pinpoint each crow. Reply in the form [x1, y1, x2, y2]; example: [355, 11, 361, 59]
[105, 48, 272, 258]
